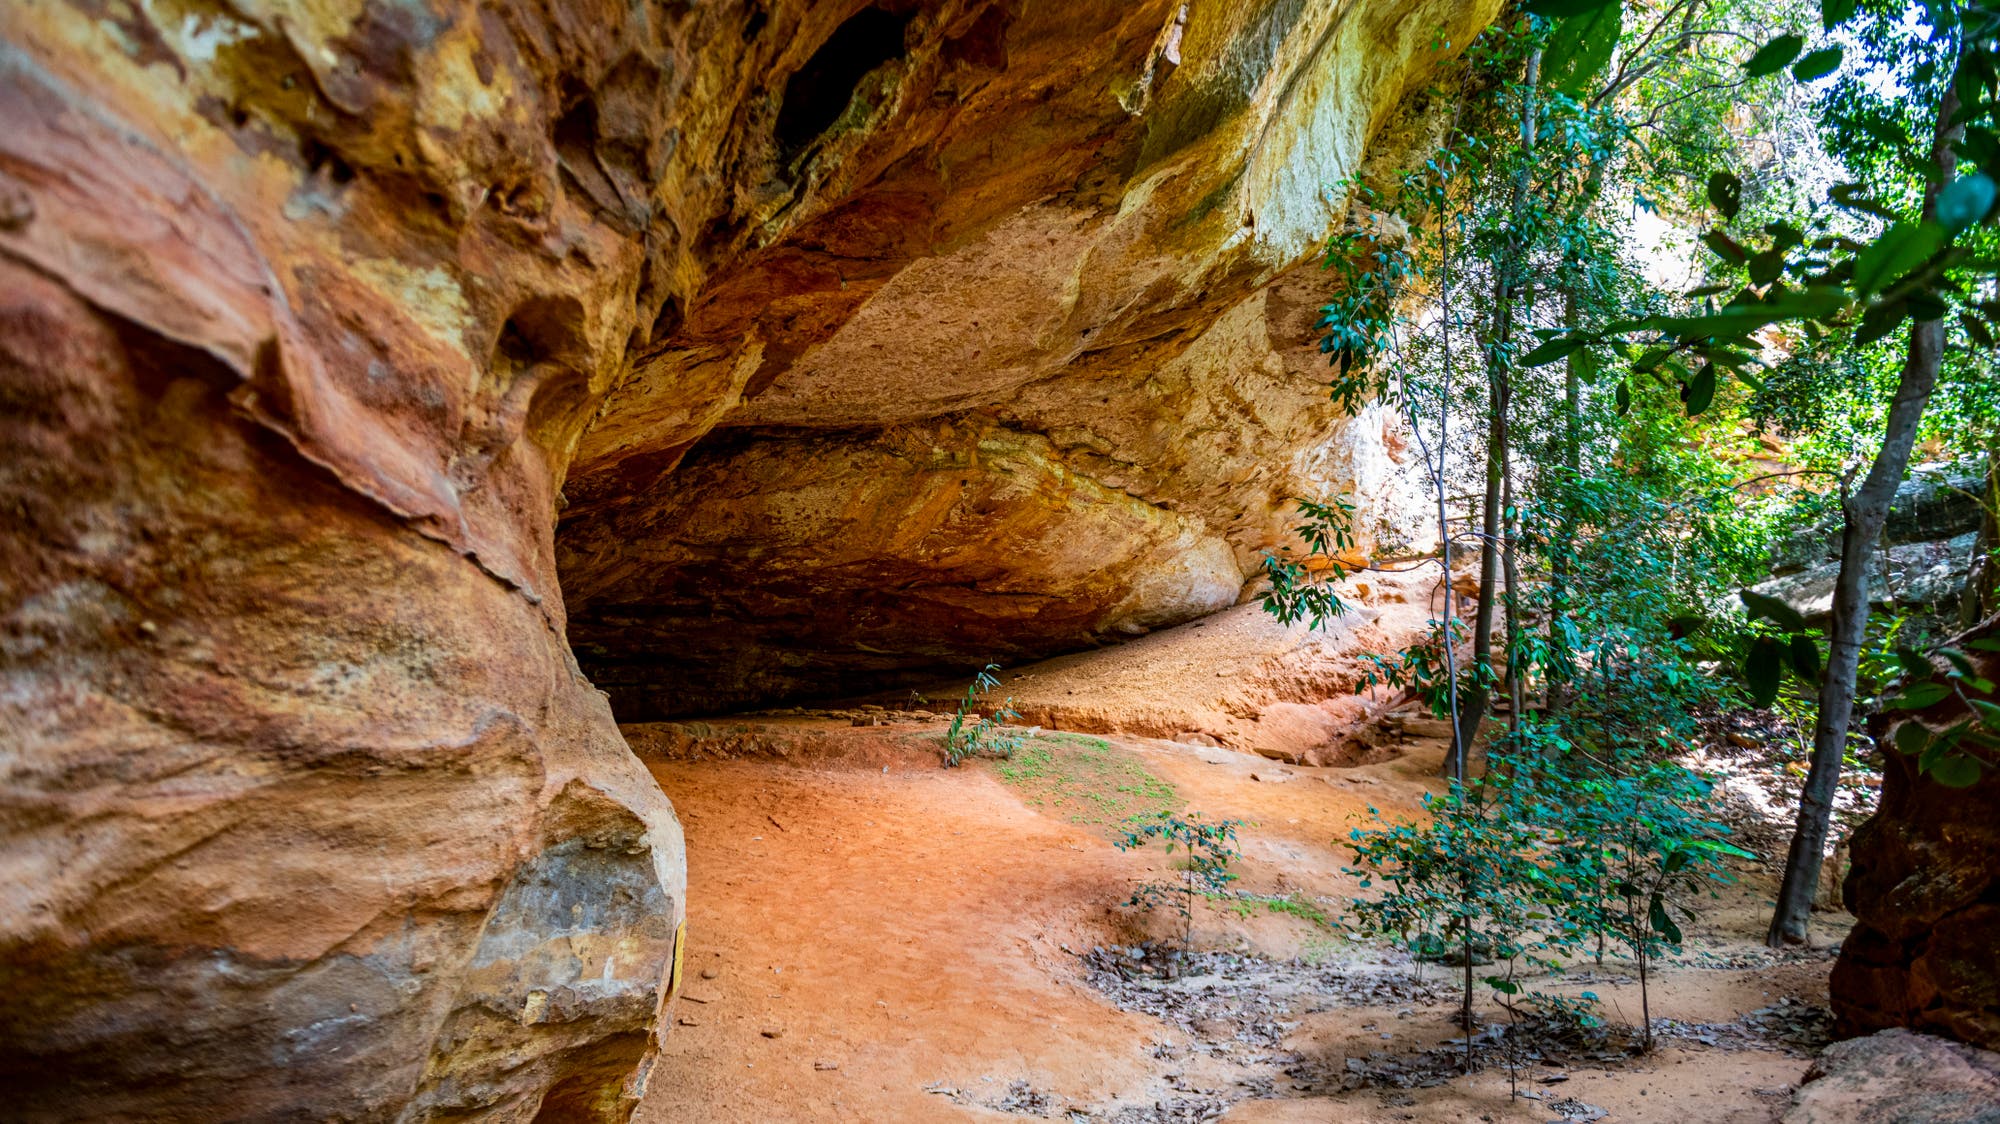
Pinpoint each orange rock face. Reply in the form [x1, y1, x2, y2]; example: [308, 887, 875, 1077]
[0, 0, 702, 1114]
[1837, 614, 2000, 1052]
[0, 0, 1496, 1117]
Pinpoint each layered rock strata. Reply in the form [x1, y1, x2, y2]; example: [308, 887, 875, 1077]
[0, 0, 711, 1115]
[556, 0, 1495, 716]
[0, 0, 1495, 1117]
[1836, 610, 2000, 1052]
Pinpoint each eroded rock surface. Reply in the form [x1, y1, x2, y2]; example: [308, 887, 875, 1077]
[0, 1, 697, 1117]
[1756, 465, 1987, 625]
[1836, 612, 2000, 1052]
[557, 0, 1497, 716]
[0, 0, 1493, 1117]
[1784, 1029, 2000, 1123]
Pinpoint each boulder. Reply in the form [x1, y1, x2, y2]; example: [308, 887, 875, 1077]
[1783, 1029, 2000, 1123]
[1768, 465, 1984, 577]
[1836, 615, 2000, 1051]
[1749, 532, 1979, 626]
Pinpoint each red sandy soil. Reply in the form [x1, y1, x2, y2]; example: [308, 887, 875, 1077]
[630, 717, 1846, 1123]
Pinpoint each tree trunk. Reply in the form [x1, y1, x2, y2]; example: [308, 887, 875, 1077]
[1460, 366, 1507, 772]
[1451, 49, 1539, 775]
[1767, 48, 1964, 946]
[1961, 444, 1998, 628]
[1548, 289, 1581, 713]
[1429, 143, 1467, 781]
[1503, 456, 1525, 726]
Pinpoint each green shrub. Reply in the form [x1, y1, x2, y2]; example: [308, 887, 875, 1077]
[942, 664, 1027, 767]
[1115, 811, 1245, 945]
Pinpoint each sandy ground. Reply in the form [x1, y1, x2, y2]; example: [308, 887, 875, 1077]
[631, 714, 1847, 1123]
[838, 567, 1448, 751]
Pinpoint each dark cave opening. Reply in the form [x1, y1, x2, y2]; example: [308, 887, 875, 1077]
[774, 6, 913, 156]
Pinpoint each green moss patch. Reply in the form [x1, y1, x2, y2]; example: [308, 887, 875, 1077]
[989, 733, 1178, 836]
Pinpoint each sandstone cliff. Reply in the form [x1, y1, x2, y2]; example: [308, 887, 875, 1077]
[0, 0, 1495, 1117]
[1837, 610, 2000, 1053]
[556, 0, 1485, 717]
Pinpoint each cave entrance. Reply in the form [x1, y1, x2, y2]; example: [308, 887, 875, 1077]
[774, 5, 913, 156]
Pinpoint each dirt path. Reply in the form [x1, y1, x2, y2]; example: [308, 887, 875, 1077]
[633, 715, 1844, 1122]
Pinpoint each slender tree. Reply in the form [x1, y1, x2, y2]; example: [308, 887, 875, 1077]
[1455, 51, 1543, 774]
[1767, 35, 1969, 945]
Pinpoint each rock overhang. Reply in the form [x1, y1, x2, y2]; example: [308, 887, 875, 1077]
[556, 0, 1498, 716]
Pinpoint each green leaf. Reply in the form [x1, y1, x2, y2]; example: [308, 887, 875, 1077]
[1961, 311, 1997, 347]
[1707, 172, 1743, 220]
[1765, 221, 1806, 249]
[1740, 589, 1807, 633]
[1646, 307, 1775, 341]
[1745, 34, 1805, 78]
[1544, 2, 1624, 97]
[1745, 636, 1784, 707]
[1791, 47, 1843, 82]
[1762, 285, 1853, 322]
[1614, 380, 1631, 415]
[1521, 337, 1587, 367]
[1851, 221, 1945, 295]
[1928, 753, 1983, 787]
[1821, 0, 1858, 29]
[1831, 182, 1902, 220]
[1704, 229, 1749, 264]
[1919, 728, 1953, 774]
[1684, 363, 1718, 415]
[1889, 681, 1952, 710]
[1681, 839, 1759, 860]
[1971, 698, 2000, 731]
[1748, 248, 1786, 287]
[1855, 299, 1910, 345]
[1789, 634, 1821, 682]
[1894, 721, 1932, 755]
[1936, 172, 1997, 234]
[1649, 894, 1684, 945]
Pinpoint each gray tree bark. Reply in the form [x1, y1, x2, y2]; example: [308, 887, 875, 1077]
[1767, 47, 1964, 946]
[1451, 49, 1539, 775]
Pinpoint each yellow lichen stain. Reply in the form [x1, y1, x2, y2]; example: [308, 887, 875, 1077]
[520, 989, 548, 1025]
[348, 257, 473, 357]
[416, 23, 512, 135]
[666, 919, 687, 1000]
